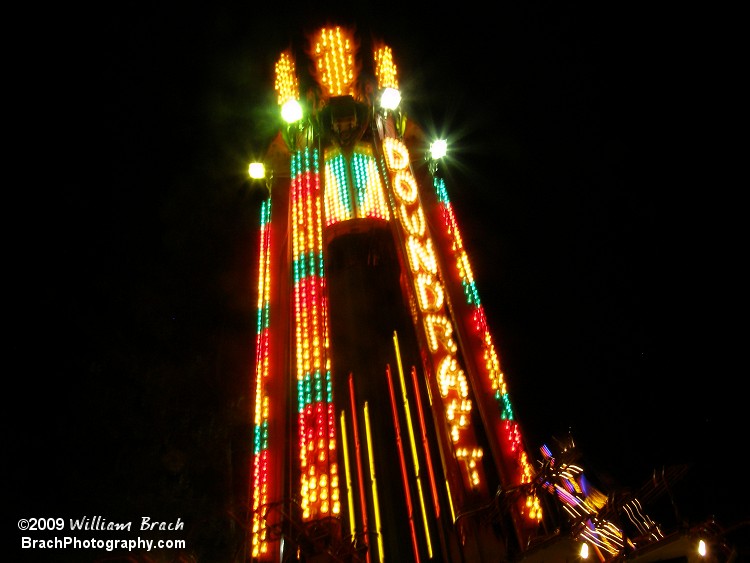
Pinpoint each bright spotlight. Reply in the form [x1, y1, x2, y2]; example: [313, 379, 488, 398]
[380, 87, 401, 111]
[579, 543, 589, 559]
[281, 99, 303, 124]
[430, 139, 447, 160]
[248, 162, 265, 180]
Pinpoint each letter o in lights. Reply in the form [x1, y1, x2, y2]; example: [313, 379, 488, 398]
[393, 170, 418, 204]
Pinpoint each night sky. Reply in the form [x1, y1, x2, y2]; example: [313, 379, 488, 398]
[11, 2, 746, 561]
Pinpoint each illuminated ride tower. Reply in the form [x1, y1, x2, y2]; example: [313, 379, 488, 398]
[249, 26, 543, 562]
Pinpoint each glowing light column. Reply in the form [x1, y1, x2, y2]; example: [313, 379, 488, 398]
[290, 147, 340, 521]
[251, 199, 273, 558]
[381, 136, 487, 513]
[432, 176, 541, 530]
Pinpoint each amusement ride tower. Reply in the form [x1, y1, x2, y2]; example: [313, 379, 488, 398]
[248, 25, 541, 562]
[246, 24, 694, 563]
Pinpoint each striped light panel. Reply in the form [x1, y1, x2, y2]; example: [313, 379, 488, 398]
[433, 176, 541, 522]
[290, 147, 341, 521]
[251, 199, 273, 557]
